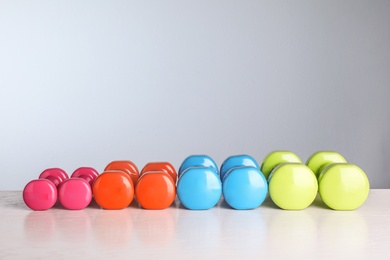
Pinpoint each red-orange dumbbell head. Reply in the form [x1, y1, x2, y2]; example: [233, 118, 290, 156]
[135, 162, 177, 210]
[92, 160, 138, 210]
[104, 160, 139, 185]
[140, 162, 177, 183]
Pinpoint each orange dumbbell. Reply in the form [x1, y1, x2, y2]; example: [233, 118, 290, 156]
[135, 162, 177, 210]
[92, 161, 139, 210]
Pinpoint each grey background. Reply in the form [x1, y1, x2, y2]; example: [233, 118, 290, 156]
[1, 0, 389, 190]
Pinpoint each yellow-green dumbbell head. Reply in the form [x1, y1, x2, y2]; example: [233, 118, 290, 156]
[319, 163, 370, 210]
[261, 151, 302, 180]
[307, 151, 370, 210]
[306, 151, 347, 178]
[268, 163, 318, 210]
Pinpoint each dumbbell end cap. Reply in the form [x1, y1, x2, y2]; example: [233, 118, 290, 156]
[177, 167, 222, 210]
[223, 167, 268, 210]
[319, 163, 370, 210]
[23, 179, 58, 210]
[92, 171, 134, 210]
[260, 151, 302, 180]
[269, 163, 318, 210]
[178, 155, 218, 178]
[306, 151, 347, 178]
[59, 179, 93, 210]
[220, 154, 260, 181]
[135, 171, 176, 209]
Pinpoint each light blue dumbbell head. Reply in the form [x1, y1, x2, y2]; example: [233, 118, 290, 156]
[177, 167, 222, 210]
[178, 155, 219, 177]
[220, 155, 268, 210]
[222, 166, 268, 210]
[220, 154, 259, 180]
[177, 155, 221, 210]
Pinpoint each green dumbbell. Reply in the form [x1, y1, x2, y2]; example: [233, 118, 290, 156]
[261, 151, 318, 210]
[306, 151, 370, 210]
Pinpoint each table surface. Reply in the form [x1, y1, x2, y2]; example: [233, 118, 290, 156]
[1, 190, 389, 259]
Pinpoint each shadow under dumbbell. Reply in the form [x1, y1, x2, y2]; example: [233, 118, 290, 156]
[259, 196, 280, 210]
[310, 194, 329, 209]
[52, 200, 66, 210]
[168, 199, 179, 209]
[129, 199, 141, 209]
[176, 202, 187, 210]
[218, 199, 234, 210]
[87, 198, 101, 209]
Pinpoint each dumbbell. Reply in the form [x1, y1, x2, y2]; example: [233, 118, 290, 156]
[23, 168, 69, 210]
[306, 151, 370, 210]
[58, 167, 99, 210]
[135, 162, 177, 209]
[92, 160, 139, 210]
[261, 151, 318, 210]
[220, 155, 268, 210]
[177, 155, 222, 210]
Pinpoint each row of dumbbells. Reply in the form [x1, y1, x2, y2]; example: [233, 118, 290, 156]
[23, 151, 370, 211]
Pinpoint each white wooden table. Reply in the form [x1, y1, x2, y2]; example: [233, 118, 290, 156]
[1, 190, 389, 259]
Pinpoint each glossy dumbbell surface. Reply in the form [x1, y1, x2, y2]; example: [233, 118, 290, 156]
[135, 162, 177, 210]
[221, 155, 268, 210]
[220, 154, 259, 180]
[177, 155, 222, 210]
[260, 151, 302, 180]
[263, 151, 318, 210]
[58, 167, 99, 210]
[23, 168, 69, 210]
[93, 160, 138, 210]
[104, 160, 139, 185]
[179, 155, 218, 177]
[319, 163, 369, 210]
[93, 170, 135, 210]
[268, 163, 318, 210]
[307, 151, 370, 210]
[178, 167, 222, 210]
[141, 162, 177, 183]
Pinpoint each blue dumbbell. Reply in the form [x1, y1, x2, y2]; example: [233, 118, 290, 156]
[220, 155, 268, 210]
[177, 155, 222, 210]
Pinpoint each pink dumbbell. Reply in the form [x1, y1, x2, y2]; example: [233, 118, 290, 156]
[23, 168, 69, 210]
[58, 167, 99, 210]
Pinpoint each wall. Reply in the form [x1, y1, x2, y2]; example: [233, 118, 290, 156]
[1, 0, 389, 189]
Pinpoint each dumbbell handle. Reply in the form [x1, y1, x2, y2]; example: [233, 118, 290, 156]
[42, 175, 62, 186]
[38, 168, 69, 187]
[71, 167, 99, 186]
[73, 174, 93, 185]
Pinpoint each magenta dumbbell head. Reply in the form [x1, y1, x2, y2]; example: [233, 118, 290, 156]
[23, 168, 69, 210]
[58, 167, 99, 210]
